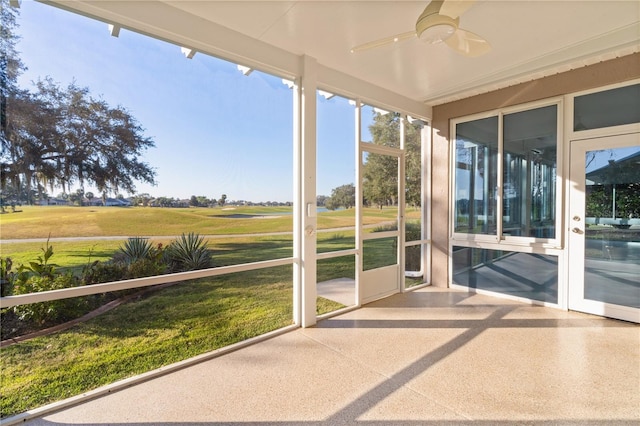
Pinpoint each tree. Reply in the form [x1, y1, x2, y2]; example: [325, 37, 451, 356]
[324, 197, 337, 211]
[1, 12, 158, 203]
[154, 196, 174, 207]
[363, 152, 398, 208]
[1, 0, 29, 199]
[0, 0, 25, 157]
[68, 188, 85, 206]
[363, 112, 423, 208]
[189, 195, 211, 207]
[85, 191, 94, 203]
[586, 158, 640, 220]
[404, 120, 423, 208]
[131, 192, 152, 206]
[325, 184, 355, 210]
[3, 78, 157, 199]
[218, 194, 227, 207]
[196, 195, 210, 207]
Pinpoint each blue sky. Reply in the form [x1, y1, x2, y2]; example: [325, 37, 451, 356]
[15, 1, 359, 202]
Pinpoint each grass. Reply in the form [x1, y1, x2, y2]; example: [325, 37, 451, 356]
[0, 206, 295, 239]
[318, 255, 356, 281]
[0, 205, 404, 274]
[0, 240, 128, 271]
[0, 205, 405, 240]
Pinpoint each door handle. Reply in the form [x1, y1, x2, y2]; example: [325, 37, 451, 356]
[572, 227, 583, 234]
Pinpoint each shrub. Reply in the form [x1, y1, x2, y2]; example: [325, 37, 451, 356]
[404, 221, 422, 272]
[119, 237, 154, 264]
[405, 221, 421, 241]
[19, 241, 58, 279]
[11, 273, 87, 325]
[371, 221, 422, 272]
[1, 258, 15, 297]
[126, 257, 167, 278]
[112, 238, 168, 278]
[83, 254, 167, 284]
[373, 223, 398, 233]
[2, 233, 213, 339]
[166, 233, 212, 272]
[82, 260, 127, 285]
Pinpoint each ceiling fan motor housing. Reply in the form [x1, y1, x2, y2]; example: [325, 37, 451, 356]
[416, 1, 459, 44]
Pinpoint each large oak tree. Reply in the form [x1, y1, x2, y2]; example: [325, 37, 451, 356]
[1, 0, 156, 204]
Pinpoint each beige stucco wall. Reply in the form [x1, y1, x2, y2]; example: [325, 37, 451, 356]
[430, 52, 640, 287]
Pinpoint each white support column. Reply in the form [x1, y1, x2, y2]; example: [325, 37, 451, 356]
[399, 117, 407, 291]
[354, 101, 363, 307]
[294, 55, 318, 328]
[293, 77, 302, 326]
[423, 122, 432, 285]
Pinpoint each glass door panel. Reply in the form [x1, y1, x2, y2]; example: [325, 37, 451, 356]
[569, 134, 640, 322]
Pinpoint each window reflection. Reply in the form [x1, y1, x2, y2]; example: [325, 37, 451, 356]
[574, 84, 640, 131]
[454, 105, 558, 240]
[454, 116, 499, 234]
[583, 146, 640, 308]
[452, 246, 558, 303]
[503, 105, 557, 238]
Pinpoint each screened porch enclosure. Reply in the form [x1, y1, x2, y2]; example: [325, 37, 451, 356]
[2, 0, 639, 423]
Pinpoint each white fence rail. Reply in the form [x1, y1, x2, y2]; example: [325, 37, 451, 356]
[0, 257, 297, 309]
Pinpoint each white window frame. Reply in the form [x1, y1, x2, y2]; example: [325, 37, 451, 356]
[566, 79, 640, 142]
[450, 97, 564, 250]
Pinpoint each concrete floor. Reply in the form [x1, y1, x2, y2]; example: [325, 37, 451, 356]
[23, 287, 640, 425]
[317, 278, 356, 306]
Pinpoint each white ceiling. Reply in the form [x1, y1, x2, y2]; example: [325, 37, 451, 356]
[51, 0, 640, 106]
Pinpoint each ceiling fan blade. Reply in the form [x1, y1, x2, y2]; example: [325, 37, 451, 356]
[444, 28, 490, 57]
[439, 0, 476, 19]
[350, 31, 416, 53]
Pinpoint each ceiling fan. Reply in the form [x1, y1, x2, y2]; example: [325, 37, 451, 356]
[350, 0, 491, 57]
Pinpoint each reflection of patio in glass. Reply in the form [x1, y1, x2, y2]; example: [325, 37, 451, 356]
[584, 227, 640, 309]
[453, 249, 558, 303]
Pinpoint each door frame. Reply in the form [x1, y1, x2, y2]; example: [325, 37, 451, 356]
[567, 133, 640, 323]
[357, 142, 405, 304]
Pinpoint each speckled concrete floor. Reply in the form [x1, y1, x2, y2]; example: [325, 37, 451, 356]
[21, 288, 640, 425]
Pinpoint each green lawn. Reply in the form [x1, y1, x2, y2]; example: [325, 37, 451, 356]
[0, 240, 127, 271]
[0, 204, 403, 276]
[0, 205, 295, 239]
[0, 205, 405, 240]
